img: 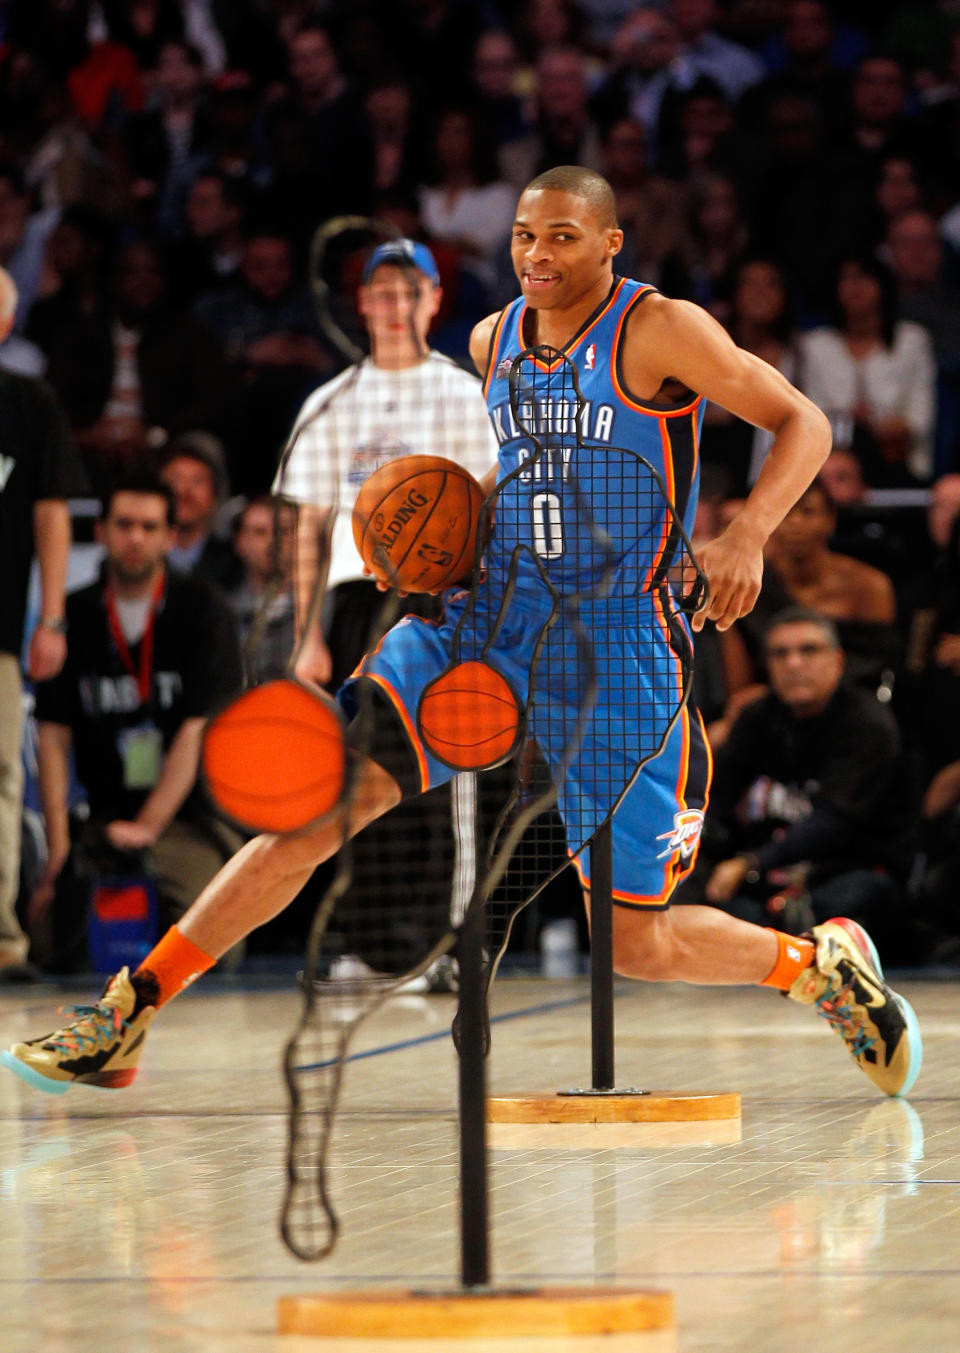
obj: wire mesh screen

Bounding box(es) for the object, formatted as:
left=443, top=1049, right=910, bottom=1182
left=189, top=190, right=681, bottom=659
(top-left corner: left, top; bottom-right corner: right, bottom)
left=271, top=324, right=704, bottom=1261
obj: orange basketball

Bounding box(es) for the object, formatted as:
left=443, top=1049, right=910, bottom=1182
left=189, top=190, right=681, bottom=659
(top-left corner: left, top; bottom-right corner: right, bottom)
left=202, top=679, right=346, bottom=834
left=352, top=455, right=486, bottom=593
left=418, top=661, right=522, bottom=770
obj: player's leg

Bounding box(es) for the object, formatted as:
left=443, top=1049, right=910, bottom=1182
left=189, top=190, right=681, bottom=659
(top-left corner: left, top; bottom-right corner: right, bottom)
left=0, top=755, right=401, bottom=1094
left=583, top=716, right=922, bottom=1096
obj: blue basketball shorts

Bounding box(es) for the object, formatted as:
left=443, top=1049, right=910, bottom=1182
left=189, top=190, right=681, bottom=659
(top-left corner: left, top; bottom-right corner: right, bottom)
left=338, top=587, right=713, bottom=909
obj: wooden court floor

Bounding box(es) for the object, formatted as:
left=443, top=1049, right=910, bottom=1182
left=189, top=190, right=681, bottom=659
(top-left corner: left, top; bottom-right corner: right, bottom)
left=1, top=972, right=958, bottom=1353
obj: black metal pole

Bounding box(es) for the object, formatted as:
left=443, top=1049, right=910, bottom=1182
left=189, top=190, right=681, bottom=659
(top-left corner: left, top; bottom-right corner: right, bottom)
left=590, top=817, right=615, bottom=1091
left=456, top=894, right=489, bottom=1287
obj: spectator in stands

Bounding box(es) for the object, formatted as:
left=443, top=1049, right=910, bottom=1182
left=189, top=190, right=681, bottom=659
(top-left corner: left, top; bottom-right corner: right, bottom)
left=470, top=30, right=531, bottom=152
left=657, top=77, right=737, bottom=181
left=799, top=254, right=936, bottom=485
left=122, top=40, right=212, bottom=238
left=29, top=471, right=243, bottom=966
left=599, top=117, right=684, bottom=287
left=262, top=19, right=375, bottom=231
left=37, top=238, right=227, bottom=494
left=160, top=431, right=240, bottom=590
left=417, top=107, right=516, bottom=298
left=661, top=172, right=749, bottom=321
left=166, top=170, right=245, bottom=306
left=196, top=224, right=334, bottom=493
left=591, top=6, right=684, bottom=157
left=0, top=267, right=87, bottom=976
left=103, top=0, right=186, bottom=68
left=686, top=607, right=914, bottom=954
left=500, top=46, right=604, bottom=189
left=365, top=75, right=428, bottom=202
left=667, top=0, right=764, bottom=105
left=739, top=0, right=850, bottom=142
left=0, top=160, right=60, bottom=332
left=886, top=209, right=960, bottom=382
left=701, top=257, right=800, bottom=492
left=873, top=155, right=926, bottom=244
left=226, top=495, right=296, bottom=685
left=766, top=478, right=897, bottom=693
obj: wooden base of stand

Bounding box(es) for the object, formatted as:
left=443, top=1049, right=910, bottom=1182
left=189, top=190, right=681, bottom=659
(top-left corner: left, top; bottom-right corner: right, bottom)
left=486, top=1092, right=741, bottom=1149
left=277, top=1286, right=674, bottom=1337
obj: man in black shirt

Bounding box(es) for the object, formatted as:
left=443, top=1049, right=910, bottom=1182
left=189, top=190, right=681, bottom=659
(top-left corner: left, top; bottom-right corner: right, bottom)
left=30, top=472, right=242, bottom=950
left=0, top=267, right=88, bottom=975
left=693, top=607, right=914, bottom=950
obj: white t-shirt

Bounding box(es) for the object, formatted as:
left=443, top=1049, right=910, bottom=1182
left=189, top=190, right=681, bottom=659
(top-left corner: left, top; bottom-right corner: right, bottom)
left=274, top=351, right=498, bottom=588
left=798, top=321, right=936, bottom=481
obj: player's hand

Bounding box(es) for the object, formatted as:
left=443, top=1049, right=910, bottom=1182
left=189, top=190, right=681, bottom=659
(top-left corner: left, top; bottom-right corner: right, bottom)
left=28, top=626, right=67, bottom=681
left=362, top=565, right=409, bottom=597
left=105, top=820, right=159, bottom=852
left=705, top=856, right=750, bottom=903
left=691, top=523, right=764, bottom=633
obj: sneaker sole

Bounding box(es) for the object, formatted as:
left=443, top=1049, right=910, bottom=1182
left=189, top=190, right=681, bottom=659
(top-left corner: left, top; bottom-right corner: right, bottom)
left=1, top=1050, right=71, bottom=1095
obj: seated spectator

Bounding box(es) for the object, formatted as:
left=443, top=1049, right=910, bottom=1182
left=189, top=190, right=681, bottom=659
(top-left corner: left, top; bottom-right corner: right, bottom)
left=657, top=77, right=737, bottom=182
left=872, top=155, right=926, bottom=245
left=29, top=472, right=242, bottom=968
left=0, top=159, right=60, bottom=332
left=35, top=238, right=228, bottom=495
left=738, top=0, right=851, bottom=142
left=500, top=46, right=604, bottom=189
left=599, top=117, right=685, bottom=289
left=766, top=478, right=897, bottom=693
left=818, top=447, right=922, bottom=585
left=681, top=607, right=915, bottom=958
left=365, top=75, right=429, bottom=201
left=701, top=256, right=800, bottom=492
left=195, top=224, right=335, bottom=493
left=417, top=106, right=516, bottom=298
left=160, top=432, right=241, bottom=590
left=799, top=254, right=936, bottom=486
left=226, top=495, right=296, bottom=685
left=166, top=170, right=246, bottom=306
left=667, top=0, right=765, bottom=106
left=469, top=30, right=531, bottom=152
left=914, top=756, right=960, bottom=962
left=591, top=6, right=685, bottom=157
left=660, top=172, right=749, bottom=321
left=121, top=40, right=212, bottom=238
left=885, top=209, right=960, bottom=475
left=261, top=18, right=375, bottom=233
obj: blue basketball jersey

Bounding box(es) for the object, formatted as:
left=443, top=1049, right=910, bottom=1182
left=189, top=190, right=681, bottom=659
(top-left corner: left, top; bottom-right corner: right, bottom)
left=482, top=277, right=705, bottom=602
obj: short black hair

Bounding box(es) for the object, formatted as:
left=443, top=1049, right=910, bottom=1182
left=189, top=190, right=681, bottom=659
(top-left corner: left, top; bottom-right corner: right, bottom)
left=765, top=606, right=841, bottom=650
left=523, top=166, right=618, bottom=228
left=102, top=470, right=176, bottom=526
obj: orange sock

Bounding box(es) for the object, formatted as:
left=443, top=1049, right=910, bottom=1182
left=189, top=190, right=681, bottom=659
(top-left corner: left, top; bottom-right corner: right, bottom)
left=760, top=929, right=815, bottom=990
left=131, top=926, right=216, bottom=1010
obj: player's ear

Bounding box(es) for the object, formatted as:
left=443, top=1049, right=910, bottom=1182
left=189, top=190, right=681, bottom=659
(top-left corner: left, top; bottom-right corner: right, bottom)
left=606, top=228, right=624, bottom=259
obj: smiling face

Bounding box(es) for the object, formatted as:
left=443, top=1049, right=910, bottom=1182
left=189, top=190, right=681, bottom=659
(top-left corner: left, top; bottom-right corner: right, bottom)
left=510, top=187, right=622, bottom=313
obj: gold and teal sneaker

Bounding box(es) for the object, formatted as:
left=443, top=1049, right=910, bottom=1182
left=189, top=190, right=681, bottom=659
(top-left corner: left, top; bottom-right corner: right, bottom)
left=788, top=917, right=922, bottom=1098
left=1, top=968, right=155, bottom=1095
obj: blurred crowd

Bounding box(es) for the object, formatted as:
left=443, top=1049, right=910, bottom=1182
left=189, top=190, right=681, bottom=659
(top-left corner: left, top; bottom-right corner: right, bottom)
left=3, top=0, right=960, bottom=973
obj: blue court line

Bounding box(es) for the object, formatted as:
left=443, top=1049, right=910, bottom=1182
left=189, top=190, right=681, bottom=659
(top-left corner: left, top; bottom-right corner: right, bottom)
left=294, top=991, right=592, bottom=1073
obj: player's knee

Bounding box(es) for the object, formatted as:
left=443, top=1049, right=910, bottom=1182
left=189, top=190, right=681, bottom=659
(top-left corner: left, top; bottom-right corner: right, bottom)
left=611, top=909, right=677, bottom=981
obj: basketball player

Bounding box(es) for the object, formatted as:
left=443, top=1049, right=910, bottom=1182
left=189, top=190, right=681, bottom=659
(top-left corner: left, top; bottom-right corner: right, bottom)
left=276, top=238, right=498, bottom=983
left=4, top=169, right=922, bottom=1099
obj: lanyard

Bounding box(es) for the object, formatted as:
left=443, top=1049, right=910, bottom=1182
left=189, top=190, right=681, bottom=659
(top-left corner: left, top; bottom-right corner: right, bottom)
left=104, top=570, right=165, bottom=707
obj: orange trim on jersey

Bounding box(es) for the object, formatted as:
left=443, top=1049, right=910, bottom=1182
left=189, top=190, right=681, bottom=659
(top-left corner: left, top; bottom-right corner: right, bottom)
left=526, top=278, right=633, bottom=372
left=482, top=307, right=512, bottom=398
left=610, top=294, right=703, bottom=417
left=364, top=672, right=429, bottom=792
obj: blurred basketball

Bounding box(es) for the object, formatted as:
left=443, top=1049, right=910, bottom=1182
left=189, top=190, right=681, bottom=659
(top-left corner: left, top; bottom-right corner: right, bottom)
left=352, top=454, right=486, bottom=593
left=418, top=661, right=521, bottom=770
left=202, top=679, right=346, bottom=834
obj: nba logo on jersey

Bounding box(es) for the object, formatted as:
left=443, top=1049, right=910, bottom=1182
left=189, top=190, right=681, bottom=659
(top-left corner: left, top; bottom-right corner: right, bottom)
left=496, top=353, right=514, bottom=379
left=656, top=809, right=704, bottom=860
left=584, top=343, right=597, bottom=371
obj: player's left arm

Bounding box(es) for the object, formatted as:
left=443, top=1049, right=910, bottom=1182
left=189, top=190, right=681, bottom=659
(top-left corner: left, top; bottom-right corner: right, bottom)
left=624, top=296, right=832, bottom=631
